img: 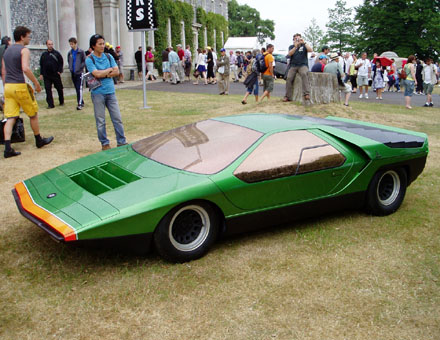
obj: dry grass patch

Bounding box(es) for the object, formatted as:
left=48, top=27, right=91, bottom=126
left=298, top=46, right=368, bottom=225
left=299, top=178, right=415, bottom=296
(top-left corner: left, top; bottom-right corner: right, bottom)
left=1, top=89, right=439, bottom=340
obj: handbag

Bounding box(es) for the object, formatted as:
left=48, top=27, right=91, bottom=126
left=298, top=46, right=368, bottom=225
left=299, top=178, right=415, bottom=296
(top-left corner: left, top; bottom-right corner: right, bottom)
left=82, top=72, right=102, bottom=91
left=0, top=117, right=25, bottom=144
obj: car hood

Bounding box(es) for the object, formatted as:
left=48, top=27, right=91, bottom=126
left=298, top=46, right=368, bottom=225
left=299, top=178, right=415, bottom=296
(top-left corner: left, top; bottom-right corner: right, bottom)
left=17, top=146, right=214, bottom=236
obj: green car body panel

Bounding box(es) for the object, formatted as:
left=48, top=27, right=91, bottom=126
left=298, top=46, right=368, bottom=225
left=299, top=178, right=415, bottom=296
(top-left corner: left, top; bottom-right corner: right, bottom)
left=13, top=113, right=428, bottom=249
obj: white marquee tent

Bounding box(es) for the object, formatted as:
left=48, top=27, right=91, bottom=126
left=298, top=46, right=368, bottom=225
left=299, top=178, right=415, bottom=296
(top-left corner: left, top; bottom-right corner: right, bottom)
left=223, top=37, right=262, bottom=53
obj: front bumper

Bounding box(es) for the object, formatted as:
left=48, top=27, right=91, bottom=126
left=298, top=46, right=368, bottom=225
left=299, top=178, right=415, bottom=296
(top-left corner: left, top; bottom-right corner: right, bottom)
left=12, top=182, right=77, bottom=242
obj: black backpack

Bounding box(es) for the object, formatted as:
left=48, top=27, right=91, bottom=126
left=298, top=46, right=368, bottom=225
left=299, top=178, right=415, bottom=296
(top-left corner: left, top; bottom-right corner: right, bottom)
left=255, top=53, right=267, bottom=73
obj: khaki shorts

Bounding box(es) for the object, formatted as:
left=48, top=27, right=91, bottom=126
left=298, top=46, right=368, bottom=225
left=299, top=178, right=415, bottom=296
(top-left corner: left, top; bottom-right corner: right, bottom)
left=262, top=74, right=274, bottom=93
left=423, top=83, right=434, bottom=95
left=4, top=83, right=38, bottom=118
left=357, top=75, right=369, bottom=87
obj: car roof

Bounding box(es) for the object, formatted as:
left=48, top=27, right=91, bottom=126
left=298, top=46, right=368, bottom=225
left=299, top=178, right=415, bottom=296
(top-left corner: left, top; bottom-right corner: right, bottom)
left=213, top=114, right=312, bottom=133
left=212, top=113, right=426, bottom=149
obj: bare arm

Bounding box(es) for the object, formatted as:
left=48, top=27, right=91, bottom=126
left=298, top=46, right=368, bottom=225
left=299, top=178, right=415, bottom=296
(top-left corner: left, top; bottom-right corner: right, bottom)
left=1, top=59, right=5, bottom=84
left=91, top=66, right=118, bottom=78
left=410, top=64, right=416, bottom=84
left=22, top=48, right=41, bottom=92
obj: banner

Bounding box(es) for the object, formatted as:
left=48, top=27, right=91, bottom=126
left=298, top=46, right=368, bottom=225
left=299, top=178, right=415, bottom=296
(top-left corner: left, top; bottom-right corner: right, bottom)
left=126, top=0, right=158, bottom=31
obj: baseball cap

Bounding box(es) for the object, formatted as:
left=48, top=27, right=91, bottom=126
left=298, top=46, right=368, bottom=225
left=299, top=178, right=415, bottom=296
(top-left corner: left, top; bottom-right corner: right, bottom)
left=330, top=52, right=339, bottom=60
left=220, top=48, right=225, bottom=52
left=319, top=55, right=327, bottom=60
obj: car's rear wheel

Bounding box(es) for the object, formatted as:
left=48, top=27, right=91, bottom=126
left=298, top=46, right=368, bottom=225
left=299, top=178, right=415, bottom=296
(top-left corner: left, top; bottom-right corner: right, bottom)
left=154, top=201, right=219, bottom=263
left=366, top=168, right=407, bottom=216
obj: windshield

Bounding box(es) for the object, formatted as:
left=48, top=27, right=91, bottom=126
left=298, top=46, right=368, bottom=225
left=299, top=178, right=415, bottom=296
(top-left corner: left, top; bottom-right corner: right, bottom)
left=132, top=120, right=263, bottom=174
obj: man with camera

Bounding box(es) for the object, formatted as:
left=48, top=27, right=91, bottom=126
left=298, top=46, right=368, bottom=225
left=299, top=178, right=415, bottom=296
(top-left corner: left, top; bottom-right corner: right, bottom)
left=283, top=33, right=313, bottom=103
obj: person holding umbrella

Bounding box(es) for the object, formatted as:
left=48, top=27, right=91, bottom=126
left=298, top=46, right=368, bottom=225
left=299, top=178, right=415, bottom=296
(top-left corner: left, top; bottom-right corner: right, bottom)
left=372, top=59, right=386, bottom=100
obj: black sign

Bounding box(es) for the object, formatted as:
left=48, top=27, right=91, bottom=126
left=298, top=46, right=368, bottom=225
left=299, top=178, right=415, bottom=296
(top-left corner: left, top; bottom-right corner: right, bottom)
left=126, top=0, right=158, bottom=31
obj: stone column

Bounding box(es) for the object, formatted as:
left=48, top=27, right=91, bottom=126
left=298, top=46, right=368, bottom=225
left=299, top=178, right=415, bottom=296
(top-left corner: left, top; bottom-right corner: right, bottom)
left=119, top=0, right=136, bottom=72
left=94, top=0, right=103, bottom=35
left=47, top=0, right=59, bottom=49
left=100, top=0, right=119, bottom=45
left=75, top=0, right=96, bottom=51
left=213, top=29, right=216, bottom=50
left=58, top=0, right=77, bottom=60
left=148, top=31, right=155, bottom=49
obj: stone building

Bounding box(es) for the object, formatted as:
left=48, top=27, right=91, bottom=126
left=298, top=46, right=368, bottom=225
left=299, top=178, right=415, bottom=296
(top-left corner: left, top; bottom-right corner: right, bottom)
left=0, top=0, right=228, bottom=76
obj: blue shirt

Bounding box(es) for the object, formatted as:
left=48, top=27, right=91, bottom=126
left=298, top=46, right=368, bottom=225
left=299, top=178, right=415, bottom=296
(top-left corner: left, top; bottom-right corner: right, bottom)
left=168, top=51, right=180, bottom=64
left=71, top=49, right=78, bottom=73
left=85, top=53, right=117, bottom=94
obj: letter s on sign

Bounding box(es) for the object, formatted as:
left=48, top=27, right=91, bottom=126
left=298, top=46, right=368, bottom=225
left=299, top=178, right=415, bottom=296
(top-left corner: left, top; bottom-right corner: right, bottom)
left=136, top=8, right=144, bottom=21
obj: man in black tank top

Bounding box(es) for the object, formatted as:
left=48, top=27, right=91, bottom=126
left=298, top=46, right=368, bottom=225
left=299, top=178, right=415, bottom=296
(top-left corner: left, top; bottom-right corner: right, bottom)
left=1, top=26, right=53, bottom=158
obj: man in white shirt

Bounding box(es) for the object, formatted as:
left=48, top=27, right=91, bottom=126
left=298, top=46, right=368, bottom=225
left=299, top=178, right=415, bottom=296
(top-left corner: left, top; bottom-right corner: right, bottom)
left=355, top=52, right=372, bottom=99
left=422, top=57, right=438, bottom=107
left=343, top=52, right=353, bottom=83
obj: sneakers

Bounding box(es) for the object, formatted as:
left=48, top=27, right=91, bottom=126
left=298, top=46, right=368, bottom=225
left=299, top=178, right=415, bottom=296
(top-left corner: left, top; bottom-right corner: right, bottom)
left=76, top=105, right=82, bottom=110
left=36, top=136, right=54, bottom=148
left=365, top=94, right=369, bottom=99
left=359, top=94, right=363, bottom=99
left=424, top=103, right=430, bottom=107
left=429, top=102, right=434, bottom=107
left=4, top=148, right=21, bottom=158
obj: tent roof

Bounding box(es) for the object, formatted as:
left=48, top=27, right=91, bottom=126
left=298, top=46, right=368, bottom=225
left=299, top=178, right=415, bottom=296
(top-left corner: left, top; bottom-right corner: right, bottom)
left=224, top=37, right=260, bottom=49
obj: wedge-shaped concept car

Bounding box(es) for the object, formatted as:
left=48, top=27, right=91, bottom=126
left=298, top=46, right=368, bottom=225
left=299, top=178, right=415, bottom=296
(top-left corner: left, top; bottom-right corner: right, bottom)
left=13, top=114, right=428, bottom=262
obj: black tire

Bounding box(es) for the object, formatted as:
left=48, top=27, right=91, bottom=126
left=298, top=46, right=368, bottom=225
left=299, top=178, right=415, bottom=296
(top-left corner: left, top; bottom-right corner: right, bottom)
left=366, top=168, right=407, bottom=216
left=154, top=201, right=219, bottom=263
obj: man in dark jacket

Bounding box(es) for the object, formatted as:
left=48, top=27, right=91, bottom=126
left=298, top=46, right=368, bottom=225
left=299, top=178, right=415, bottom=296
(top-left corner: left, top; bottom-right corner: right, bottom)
left=67, top=37, right=85, bottom=110
left=39, top=40, right=64, bottom=108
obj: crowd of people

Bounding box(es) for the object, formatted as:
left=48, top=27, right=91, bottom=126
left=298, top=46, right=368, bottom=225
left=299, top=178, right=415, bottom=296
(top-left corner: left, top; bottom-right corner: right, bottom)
left=135, top=34, right=439, bottom=109
left=1, top=26, right=126, bottom=158
left=1, top=25, right=439, bottom=159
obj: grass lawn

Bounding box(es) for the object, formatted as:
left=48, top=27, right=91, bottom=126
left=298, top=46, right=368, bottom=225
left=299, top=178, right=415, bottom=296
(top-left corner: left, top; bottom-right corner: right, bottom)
left=1, top=88, right=439, bottom=340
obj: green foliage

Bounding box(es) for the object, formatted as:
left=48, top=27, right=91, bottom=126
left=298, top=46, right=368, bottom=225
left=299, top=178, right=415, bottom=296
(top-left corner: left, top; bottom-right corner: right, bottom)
left=151, top=0, right=228, bottom=73
left=228, top=0, right=275, bottom=45
left=354, top=0, right=440, bottom=60
left=303, top=18, right=325, bottom=52
left=324, top=0, right=355, bottom=54
left=197, top=8, right=228, bottom=51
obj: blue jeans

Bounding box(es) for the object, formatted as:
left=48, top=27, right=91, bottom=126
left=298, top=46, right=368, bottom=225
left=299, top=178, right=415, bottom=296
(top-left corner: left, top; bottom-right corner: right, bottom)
left=91, top=92, right=126, bottom=146
left=71, top=73, right=83, bottom=106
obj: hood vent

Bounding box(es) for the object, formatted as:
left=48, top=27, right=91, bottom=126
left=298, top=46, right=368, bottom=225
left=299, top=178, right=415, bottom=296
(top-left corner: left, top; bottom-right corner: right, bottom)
left=70, top=162, right=141, bottom=195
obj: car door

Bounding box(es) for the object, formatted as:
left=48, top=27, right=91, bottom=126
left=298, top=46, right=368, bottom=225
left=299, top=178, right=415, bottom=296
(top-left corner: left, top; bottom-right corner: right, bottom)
left=213, top=130, right=353, bottom=210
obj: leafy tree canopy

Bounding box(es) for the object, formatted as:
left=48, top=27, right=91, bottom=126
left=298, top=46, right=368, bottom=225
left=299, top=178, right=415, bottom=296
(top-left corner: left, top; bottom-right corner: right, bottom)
left=303, top=18, right=325, bottom=52
left=228, top=0, right=275, bottom=44
left=355, top=0, right=440, bottom=60
left=324, top=0, right=355, bottom=54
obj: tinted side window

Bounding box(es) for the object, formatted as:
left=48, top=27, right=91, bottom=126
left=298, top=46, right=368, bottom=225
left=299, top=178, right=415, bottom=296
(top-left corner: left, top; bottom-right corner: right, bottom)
left=274, top=54, right=287, bottom=63
left=234, top=131, right=345, bottom=183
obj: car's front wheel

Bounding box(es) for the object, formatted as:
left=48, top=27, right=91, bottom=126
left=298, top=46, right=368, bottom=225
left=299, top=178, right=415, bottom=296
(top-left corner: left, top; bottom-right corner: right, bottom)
left=366, top=168, right=407, bottom=216
left=154, top=201, right=219, bottom=263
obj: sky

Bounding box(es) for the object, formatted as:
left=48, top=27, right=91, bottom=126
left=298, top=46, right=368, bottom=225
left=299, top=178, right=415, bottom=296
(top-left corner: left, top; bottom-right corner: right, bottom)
left=237, top=0, right=364, bottom=51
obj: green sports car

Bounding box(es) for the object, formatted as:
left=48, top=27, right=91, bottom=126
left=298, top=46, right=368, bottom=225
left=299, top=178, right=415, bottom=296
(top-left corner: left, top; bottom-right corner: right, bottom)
left=13, top=114, right=428, bottom=262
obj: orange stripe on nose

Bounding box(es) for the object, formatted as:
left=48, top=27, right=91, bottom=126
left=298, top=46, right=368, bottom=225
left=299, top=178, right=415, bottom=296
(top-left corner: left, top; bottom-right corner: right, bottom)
left=15, top=182, right=77, bottom=241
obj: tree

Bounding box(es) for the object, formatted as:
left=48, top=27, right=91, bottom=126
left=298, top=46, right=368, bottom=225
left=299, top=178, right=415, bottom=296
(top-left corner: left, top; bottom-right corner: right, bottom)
left=303, top=18, right=324, bottom=52
left=228, top=0, right=275, bottom=45
left=354, top=0, right=440, bottom=60
left=325, top=0, right=355, bottom=53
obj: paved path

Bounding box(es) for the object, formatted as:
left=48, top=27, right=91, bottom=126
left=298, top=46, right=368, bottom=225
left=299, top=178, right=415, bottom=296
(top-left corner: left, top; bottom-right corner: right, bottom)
left=125, top=79, right=440, bottom=107
left=36, top=79, right=439, bottom=108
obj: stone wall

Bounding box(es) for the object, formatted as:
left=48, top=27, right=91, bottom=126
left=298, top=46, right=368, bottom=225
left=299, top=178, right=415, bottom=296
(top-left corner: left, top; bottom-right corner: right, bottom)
left=10, top=0, right=49, bottom=70
left=291, top=72, right=341, bottom=105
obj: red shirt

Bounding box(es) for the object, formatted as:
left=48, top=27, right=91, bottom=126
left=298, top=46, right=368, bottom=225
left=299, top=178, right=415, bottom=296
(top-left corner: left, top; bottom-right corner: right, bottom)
left=177, top=49, right=184, bottom=60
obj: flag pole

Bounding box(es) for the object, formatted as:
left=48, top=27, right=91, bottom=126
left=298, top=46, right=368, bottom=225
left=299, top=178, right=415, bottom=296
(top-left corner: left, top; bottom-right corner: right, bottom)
left=141, top=30, right=151, bottom=109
